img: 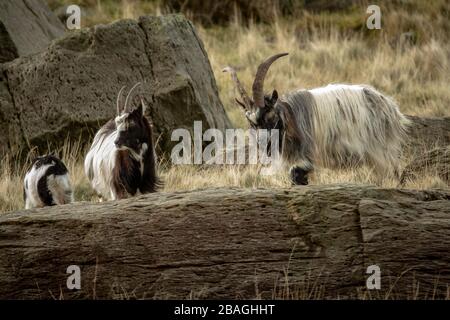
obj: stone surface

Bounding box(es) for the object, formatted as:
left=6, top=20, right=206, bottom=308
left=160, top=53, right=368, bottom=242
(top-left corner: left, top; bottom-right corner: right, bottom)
left=0, top=185, right=448, bottom=299
left=0, top=14, right=231, bottom=157
left=0, top=0, right=65, bottom=63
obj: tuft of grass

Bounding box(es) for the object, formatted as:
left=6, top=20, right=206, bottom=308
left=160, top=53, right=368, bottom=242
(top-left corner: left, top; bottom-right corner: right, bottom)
left=203, top=23, right=450, bottom=122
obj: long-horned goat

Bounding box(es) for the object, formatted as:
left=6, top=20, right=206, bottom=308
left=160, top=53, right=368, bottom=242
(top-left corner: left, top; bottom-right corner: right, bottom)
left=223, top=53, right=410, bottom=185
left=84, top=83, right=159, bottom=200
left=24, top=155, right=73, bottom=209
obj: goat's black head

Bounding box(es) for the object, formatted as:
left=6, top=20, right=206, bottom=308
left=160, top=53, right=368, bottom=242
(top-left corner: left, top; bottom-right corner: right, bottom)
left=223, top=53, right=288, bottom=130
left=250, top=90, right=282, bottom=130
left=114, top=83, right=152, bottom=154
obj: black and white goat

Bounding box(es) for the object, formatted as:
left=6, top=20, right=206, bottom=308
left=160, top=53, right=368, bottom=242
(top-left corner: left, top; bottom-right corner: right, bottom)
left=23, top=155, right=73, bottom=209
left=84, top=84, right=159, bottom=200
left=223, top=53, right=410, bottom=185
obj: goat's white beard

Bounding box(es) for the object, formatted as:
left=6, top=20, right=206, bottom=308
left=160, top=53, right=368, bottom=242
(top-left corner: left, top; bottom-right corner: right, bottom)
left=117, top=143, right=148, bottom=176
left=116, top=143, right=147, bottom=161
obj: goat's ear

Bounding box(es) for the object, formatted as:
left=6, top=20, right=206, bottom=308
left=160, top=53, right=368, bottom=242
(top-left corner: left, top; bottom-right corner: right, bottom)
left=270, top=90, right=278, bottom=104
left=134, top=104, right=143, bottom=116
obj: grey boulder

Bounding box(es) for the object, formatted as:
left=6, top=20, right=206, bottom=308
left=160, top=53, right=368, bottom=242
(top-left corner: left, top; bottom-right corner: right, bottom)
left=0, top=0, right=65, bottom=63
left=0, top=14, right=231, bottom=157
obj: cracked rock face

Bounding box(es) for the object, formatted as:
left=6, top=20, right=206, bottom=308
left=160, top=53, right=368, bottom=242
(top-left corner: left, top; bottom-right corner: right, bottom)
left=0, top=14, right=231, bottom=157
left=0, top=0, right=65, bottom=63
left=0, top=185, right=449, bottom=299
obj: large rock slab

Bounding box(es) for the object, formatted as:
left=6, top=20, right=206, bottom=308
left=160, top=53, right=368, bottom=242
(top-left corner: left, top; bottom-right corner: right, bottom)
left=0, top=185, right=448, bottom=299
left=0, top=14, right=231, bottom=156
left=0, top=0, right=65, bottom=63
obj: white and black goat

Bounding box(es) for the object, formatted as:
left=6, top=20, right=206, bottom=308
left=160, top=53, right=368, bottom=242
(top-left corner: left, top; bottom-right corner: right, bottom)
left=223, top=53, right=410, bottom=185
left=84, top=84, right=159, bottom=200
left=24, top=155, right=73, bottom=209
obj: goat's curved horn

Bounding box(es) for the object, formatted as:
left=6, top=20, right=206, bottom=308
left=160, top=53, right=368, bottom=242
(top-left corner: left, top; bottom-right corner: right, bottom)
left=252, top=53, right=288, bottom=108
left=222, top=66, right=253, bottom=110
left=124, top=82, right=142, bottom=113
left=116, top=85, right=127, bottom=115
left=140, top=97, right=147, bottom=114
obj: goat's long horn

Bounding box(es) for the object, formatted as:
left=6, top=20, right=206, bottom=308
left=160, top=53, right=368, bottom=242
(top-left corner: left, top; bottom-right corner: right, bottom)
left=124, top=82, right=142, bottom=113
left=116, top=85, right=126, bottom=115
left=222, top=66, right=253, bottom=110
left=252, top=53, right=288, bottom=108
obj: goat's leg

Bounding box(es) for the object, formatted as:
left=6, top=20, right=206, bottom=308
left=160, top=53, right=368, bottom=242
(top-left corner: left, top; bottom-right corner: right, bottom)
left=289, top=165, right=310, bottom=185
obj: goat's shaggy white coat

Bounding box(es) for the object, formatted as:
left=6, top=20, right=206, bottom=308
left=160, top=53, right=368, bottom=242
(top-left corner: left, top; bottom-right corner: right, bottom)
left=84, top=128, right=119, bottom=200
left=280, top=84, right=410, bottom=176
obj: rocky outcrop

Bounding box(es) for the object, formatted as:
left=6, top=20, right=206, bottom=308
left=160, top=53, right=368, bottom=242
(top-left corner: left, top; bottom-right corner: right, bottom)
left=0, top=185, right=448, bottom=299
left=0, top=0, right=65, bottom=63
left=0, top=14, right=231, bottom=157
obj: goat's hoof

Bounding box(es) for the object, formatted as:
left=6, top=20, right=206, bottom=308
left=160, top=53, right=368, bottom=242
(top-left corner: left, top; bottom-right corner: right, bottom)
left=289, top=166, right=309, bottom=186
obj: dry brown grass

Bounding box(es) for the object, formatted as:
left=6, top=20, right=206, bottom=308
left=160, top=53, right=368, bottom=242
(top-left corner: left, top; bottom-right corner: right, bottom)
left=1, top=1, right=449, bottom=213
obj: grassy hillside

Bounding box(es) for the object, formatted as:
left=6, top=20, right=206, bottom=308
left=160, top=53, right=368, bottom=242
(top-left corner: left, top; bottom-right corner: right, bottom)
left=1, top=0, right=448, bottom=212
